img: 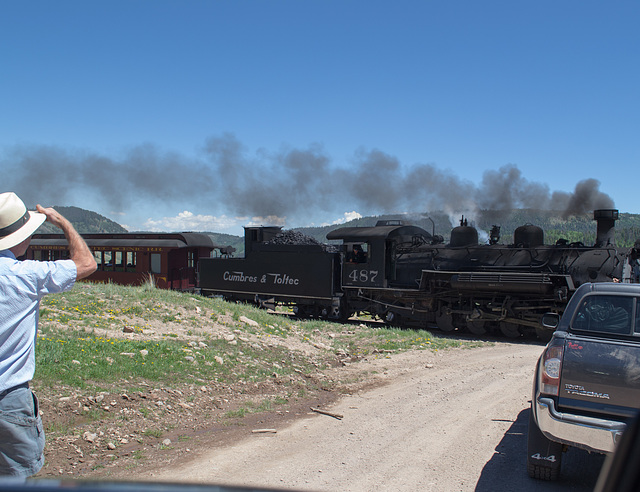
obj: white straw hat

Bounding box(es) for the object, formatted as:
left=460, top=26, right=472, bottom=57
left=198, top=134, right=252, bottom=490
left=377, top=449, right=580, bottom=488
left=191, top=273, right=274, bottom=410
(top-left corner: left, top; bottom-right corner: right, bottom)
left=0, top=192, right=47, bottom=250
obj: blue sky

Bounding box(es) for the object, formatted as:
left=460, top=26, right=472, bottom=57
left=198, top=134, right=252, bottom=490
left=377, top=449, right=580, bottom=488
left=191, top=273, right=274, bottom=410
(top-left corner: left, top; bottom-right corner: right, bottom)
left=2, top=1, right=638, bottom=235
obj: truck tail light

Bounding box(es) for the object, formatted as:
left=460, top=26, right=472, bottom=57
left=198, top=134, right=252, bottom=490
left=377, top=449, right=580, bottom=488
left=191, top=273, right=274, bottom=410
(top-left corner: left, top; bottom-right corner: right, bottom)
left=540, top=338, right=564, bottom=396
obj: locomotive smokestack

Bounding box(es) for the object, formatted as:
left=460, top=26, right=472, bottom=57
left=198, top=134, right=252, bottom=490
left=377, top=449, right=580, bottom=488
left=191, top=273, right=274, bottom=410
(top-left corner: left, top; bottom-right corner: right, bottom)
left=594, top=209, right=619, bottom=247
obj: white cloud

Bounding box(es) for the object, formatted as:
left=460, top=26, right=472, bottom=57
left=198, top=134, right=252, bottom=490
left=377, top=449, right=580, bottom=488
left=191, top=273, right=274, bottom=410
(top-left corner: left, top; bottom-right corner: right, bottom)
left=246, top=215, right=287, bottom=227
left=338, top=211, right=362, bottom=223
left=319, top=211, right=362, bottom=226
left=142, top=211, right=240, bottom=232
left=138, top=210, right=358, bottom=234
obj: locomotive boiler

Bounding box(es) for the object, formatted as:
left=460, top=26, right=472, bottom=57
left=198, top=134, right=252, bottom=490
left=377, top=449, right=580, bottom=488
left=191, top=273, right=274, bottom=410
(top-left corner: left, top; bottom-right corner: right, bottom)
left=198, top=209, right=638, bottom=341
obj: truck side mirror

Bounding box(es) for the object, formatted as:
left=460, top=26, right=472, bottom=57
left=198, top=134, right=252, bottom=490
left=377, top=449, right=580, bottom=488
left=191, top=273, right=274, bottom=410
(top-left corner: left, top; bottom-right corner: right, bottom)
left=541, top=312, right=560, bottom=330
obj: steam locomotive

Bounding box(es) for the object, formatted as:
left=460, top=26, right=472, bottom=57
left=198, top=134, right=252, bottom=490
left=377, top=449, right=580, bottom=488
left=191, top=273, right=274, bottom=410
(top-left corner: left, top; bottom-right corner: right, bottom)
left=198, top=209, right=639, bottom=340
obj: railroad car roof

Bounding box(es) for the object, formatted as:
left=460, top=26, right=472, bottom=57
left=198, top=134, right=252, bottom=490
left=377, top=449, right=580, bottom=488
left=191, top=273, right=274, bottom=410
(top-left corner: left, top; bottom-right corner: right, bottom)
left=30, top=232, right=216, bottom=249
left=326, top=224, right=431, bottom=242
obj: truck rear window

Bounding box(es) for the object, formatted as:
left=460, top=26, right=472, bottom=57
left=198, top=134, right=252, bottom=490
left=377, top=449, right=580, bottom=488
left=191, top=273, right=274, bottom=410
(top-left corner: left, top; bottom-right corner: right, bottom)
left=571, top=295, right=637, bottom=335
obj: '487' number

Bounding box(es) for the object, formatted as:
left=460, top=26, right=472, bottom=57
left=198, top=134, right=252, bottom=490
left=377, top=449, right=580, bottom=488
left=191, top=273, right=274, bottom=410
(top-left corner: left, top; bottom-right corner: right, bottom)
left=348, top=269, right=379, bottom=284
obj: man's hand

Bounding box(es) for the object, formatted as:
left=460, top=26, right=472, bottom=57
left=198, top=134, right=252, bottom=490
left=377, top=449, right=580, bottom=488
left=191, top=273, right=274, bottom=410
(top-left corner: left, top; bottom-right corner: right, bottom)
left=35, top=204, right=97, bottom=280
left=36, top=204, right=67, bottom=229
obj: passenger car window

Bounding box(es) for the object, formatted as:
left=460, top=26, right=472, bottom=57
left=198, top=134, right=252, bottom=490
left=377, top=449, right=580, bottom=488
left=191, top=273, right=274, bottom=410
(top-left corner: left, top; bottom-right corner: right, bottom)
left=635, top=297, right=640, bottom=334
left=571, top=295, right=633, bottom=335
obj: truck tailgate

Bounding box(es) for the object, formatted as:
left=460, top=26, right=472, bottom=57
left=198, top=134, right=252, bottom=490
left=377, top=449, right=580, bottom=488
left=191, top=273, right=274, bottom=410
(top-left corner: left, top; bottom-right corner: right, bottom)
left=559, top=334, right=640, bottom=420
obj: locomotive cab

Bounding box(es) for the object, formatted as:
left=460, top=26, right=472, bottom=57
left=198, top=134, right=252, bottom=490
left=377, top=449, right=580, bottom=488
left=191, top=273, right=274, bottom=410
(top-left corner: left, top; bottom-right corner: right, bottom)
left=327, top=222, right=432, bottom=289
left=340, top=238, right=385, bottom=288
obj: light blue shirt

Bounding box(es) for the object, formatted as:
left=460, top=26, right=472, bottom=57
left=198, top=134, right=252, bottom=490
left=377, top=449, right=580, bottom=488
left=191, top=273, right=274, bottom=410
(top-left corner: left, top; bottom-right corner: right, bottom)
left=0, top=250, right=77, bottom=392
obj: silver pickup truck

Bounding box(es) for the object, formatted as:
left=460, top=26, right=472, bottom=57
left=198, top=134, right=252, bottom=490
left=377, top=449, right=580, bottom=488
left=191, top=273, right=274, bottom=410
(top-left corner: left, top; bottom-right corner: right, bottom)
left=528, top=282, right=640, bottom=480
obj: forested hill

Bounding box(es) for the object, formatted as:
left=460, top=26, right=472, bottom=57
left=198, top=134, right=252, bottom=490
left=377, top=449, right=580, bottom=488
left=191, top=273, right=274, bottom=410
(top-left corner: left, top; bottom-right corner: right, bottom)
left=206, top=232, right=244, bottom=253
left=474, top=209, right=640, bottom=248
left=298, top=209, right=640, bottom=248
left=36, top=206, right=128, bottom=234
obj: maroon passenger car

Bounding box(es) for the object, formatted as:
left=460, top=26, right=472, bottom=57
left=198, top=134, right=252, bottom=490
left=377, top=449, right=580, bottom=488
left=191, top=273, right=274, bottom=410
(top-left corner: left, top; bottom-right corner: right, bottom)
left=26, top=232, right=217, bottom=290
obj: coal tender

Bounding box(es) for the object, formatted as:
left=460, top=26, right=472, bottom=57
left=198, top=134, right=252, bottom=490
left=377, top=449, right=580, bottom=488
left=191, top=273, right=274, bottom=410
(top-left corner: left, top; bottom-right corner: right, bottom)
left=198, top=227, right=344, bottom=319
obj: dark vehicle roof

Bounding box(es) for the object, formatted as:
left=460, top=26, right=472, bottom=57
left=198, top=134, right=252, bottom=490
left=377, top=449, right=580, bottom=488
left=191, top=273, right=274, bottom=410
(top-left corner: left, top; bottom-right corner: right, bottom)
left=577, top=282, right=640, bottom=295
left=326, top=224, right=431, bottom=242
left=30, top=232, right=215, bottom=249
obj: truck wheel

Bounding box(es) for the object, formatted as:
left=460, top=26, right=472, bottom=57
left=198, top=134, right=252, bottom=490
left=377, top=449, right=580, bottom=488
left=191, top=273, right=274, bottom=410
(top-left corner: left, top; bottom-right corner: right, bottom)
left=527, top=409, right=563, bottom=480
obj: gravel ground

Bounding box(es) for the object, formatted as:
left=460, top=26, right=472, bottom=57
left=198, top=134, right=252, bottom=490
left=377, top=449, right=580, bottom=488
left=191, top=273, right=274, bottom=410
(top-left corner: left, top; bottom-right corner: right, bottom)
left=125, top=341, right=606, bottom=492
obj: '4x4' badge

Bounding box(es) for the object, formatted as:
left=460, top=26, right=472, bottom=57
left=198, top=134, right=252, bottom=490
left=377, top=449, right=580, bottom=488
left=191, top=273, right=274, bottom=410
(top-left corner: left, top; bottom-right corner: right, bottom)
left=530, top=453, right=557, bottom=463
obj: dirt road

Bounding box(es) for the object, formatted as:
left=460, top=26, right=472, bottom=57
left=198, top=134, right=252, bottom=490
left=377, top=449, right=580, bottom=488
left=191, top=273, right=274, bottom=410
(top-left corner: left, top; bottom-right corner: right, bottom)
left=136, top=341, right=606, bottom=491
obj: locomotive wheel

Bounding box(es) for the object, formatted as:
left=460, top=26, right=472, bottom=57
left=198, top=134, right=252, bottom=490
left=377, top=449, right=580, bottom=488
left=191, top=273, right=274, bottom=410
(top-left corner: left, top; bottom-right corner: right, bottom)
left=294, top=305, right=311, bottom=318
left=466, top=319, right=487, bottom=335
left=385, top=311, right=402, bottom=327
left=436, top=311, right=456, bottom=332
left=499, top=321, right=521, bottom=338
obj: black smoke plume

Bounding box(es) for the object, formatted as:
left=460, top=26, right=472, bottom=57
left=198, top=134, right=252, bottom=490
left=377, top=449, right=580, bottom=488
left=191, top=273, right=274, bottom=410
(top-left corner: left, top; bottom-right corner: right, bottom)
left=1, top=134, right=614, bottom=225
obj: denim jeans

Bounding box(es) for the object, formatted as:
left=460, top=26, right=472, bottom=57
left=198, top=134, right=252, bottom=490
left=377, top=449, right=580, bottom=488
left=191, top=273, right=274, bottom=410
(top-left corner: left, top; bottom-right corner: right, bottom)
left=0, top=385, right=44, bottom=477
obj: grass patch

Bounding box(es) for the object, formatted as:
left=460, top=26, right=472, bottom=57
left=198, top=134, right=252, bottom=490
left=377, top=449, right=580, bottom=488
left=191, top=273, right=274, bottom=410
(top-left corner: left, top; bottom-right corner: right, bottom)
left=36, top=282, right=486, bottom=397
left=143, top=429, right=163, bottom=438
left=224, top=407, right=249, bottom=419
